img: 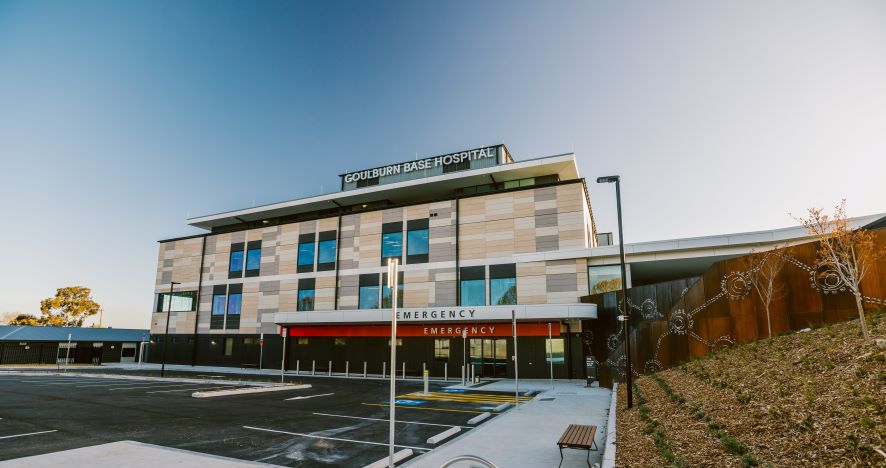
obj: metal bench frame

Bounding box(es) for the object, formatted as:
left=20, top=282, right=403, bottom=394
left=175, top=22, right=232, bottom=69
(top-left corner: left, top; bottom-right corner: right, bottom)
left=557, top=424, right=598, bottom=468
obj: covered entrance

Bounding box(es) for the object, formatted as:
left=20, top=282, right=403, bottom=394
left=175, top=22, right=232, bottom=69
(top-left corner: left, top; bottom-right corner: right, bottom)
left=469, top=338, right=508, bottom=378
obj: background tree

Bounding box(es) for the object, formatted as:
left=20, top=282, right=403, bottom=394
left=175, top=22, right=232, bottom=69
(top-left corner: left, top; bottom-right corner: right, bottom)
left=7, top=313, right=41, bottom=326
left=744, top=246, right=787, bottom=338
left=797, top=200, right=886, bottom=340
left=38, top=287, right=102, bottom=327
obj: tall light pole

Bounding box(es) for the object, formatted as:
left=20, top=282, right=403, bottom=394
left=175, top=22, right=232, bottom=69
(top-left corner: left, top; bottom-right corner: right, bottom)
left=160, top=281, right=180, bottom=378
left=597, top=175, right=633, bottom=409
left=387, top=258, right=399, bottom=467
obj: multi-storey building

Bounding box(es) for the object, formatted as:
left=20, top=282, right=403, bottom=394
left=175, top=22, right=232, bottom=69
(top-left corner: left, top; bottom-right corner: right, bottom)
left=151, top=145, right=600, bottom=379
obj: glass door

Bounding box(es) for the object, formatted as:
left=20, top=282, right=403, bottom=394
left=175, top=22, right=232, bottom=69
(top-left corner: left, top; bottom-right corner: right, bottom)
left=470, top=338, right=509, bottom=378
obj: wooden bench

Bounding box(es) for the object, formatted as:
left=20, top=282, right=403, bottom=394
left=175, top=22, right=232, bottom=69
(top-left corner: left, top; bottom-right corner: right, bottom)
left=557, top=424, right=598, bottom=467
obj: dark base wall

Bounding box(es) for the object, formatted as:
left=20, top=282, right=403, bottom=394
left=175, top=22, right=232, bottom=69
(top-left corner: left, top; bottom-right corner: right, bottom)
left=0, top=341, right=137, bottom=365
left=148, top=333, right=589, bottom=380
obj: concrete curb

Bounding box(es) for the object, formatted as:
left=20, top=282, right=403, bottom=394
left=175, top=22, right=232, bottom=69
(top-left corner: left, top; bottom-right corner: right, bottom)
left=466, top=412, right=491, bottom=424
left=601, top=383, right=618, bottom=468
left=192, top=383, right=311, bottom=398
left=363, top=448, right=413, bottom=468
left=427, top=426, right=461, bottom=444
left=3, top=371, right=275, bottom=388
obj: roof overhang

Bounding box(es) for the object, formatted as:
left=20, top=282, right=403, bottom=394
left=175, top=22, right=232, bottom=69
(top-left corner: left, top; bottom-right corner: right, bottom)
left=187, top=153, right=579, bottom=230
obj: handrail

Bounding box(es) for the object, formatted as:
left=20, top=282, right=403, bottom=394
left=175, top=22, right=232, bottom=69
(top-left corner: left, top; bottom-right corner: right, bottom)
left=440, top=454, right=499, bottom=468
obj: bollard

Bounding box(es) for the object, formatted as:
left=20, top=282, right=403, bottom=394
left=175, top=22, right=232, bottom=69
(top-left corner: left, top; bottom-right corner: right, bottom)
left=363, top=361, right=367, bottom=379
left=461, top=365, right=465, bottom=385
left=382, top=361, right=386, bottom=379
left=444, top=365, right=448, bottom=382
left=422, top=362, right=426, bottom=375
left=402, top=362, right=406, bottom=380
left=296, top=360, right=300, bottom=375
left=328, top=360, right=332, bottom=377
left=423, top=369, right=429, bottom=395
left=346, top=361, right=350, bottom=378
left=471, top=364, right=475, bottom=383
left=312, top=360, right=316, bottom=375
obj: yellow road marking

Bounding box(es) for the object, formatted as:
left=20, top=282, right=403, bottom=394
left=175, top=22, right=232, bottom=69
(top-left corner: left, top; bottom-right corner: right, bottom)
left=396, top=392, right=532, bottom=403
left=361, top=403, right=485, bottom=414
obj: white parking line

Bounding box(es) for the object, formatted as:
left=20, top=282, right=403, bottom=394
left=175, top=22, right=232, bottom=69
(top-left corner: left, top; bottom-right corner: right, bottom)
left=242, top=426, right=428, bottom=451
left=108, top=383, right=199, bottom=391
left=0, top=430, right=58, bottom=440
left=312, top=412, right=471, bottom=429
left=75, top=382, right=171, bottom=388
left=286, top=393, right=334, bottom=400
left=145, top=386, right=239, bottom=394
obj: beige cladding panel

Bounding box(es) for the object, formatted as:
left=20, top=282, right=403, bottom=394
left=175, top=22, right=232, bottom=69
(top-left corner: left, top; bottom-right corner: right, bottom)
left=318, top=216, right=337, bottom=232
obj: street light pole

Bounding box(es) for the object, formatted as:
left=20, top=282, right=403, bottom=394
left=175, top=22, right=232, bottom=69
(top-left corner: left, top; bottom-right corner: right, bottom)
left=160, top=281, right=180, bottom=378
left=387, top=258, right=399, bottom=468
left=597, top=175, right=633, bottom=409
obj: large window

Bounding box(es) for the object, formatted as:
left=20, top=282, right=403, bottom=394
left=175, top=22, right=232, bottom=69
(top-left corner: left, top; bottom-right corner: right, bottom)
left=359, top=273, right=380, bottom=309
left=245, top=241, right=261, bottom=277
left=317, top=231, right=336, bottom=271
left=381, top=222, right=403, bottom=262
left=156, top=291, right=198, bottom=312
left=297, top=233, right=315, bottom=273
left=211, top=291, right=226, bottom=316
left=434, top=338, right=450, bottom=361
left=545, top=337, right=565, bottom=364
left=226, top=289, right=242, bottom=316
left=460, top=266, right=486, bottom=306
left=406, top=219, right=429, bottom=264
left=229, top=242, right=244, bottom=278
left=489, top=264, right=517, bottom=305
left=382, top=271, right=404, bottom=308
left=297, top=278, right=315, bottom=312
left=588, top=265, right=624, bottom=295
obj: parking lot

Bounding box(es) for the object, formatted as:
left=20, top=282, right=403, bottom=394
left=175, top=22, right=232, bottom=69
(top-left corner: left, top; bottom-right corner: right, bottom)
left=0, top=372, right=525, bottom=466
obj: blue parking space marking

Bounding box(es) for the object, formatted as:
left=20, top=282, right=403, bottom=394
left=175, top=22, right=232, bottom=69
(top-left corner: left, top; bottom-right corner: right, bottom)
left=394, top=399, right=425, bottom=406
left=439, top=389, right=466, bottom=393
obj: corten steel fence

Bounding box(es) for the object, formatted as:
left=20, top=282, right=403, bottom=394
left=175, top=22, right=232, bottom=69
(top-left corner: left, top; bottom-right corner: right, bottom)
left=585, top=228, right=886, bottom=388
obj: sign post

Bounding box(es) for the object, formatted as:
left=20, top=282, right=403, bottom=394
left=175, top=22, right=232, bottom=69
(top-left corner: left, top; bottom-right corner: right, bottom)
left=281, top=327, right=287, bottom=384
left=461, top=328, right=468, bottom=386
left=548, top=322, right=554, bottom=390
left=259, top=332, right=264, bottom=371
left=512, top=310, right=519, bottom=409
left=387, top=258, right=399, bottom=468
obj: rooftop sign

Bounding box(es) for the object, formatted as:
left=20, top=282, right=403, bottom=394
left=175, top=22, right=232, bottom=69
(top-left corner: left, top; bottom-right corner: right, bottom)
left=341, top=145, right=499, bottom=184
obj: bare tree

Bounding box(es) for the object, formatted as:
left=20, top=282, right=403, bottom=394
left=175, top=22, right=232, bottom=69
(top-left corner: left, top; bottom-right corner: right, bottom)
left=796, top=200, right=886, bottom=340
left=744, top=246, right=787, bottom=338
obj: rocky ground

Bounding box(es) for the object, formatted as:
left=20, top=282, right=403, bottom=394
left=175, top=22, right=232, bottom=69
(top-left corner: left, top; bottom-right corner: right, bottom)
left=617, top=309, right=885, bottom=467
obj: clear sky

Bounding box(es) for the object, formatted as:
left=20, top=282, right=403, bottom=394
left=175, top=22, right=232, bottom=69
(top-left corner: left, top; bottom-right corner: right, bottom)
left=1, top=1, right=884, bottom=329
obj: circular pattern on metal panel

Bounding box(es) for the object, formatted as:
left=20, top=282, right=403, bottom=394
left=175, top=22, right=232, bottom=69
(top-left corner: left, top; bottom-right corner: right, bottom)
left=607, top=333, right=620, bottom=351
left=810, top=266, right=846, bottom=294
left=668, top=309, right=693, bottom=335
left=721, top=271, right=752, bottom=300
left=639, top=298, right=661, bottom=320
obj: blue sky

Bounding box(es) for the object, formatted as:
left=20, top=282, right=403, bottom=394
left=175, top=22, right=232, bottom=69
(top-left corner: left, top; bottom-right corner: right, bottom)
left=1, top=1, right=884, bottom=328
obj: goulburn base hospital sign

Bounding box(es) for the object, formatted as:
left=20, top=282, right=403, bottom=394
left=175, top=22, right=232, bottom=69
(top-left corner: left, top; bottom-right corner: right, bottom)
left=341, top=146, right=498, bottom=183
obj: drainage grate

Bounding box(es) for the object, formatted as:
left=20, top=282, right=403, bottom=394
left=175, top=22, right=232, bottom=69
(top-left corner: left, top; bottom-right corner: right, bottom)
left=539, top=397, right=555, bottom=401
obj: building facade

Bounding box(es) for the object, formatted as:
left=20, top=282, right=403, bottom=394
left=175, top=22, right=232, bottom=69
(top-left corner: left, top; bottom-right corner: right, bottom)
left=150, top=145, right=600, bottom=379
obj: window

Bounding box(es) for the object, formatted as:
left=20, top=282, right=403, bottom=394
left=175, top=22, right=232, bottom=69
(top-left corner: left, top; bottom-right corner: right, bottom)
left=406, top=219, right=429, bottom=264
left=443, top=159, right=471, bottom=173
left=359, top=273, right=380, bottom=309
left=156, top=291, right=198, bottom=312
left=297, top=338, right=309, bottom=345
left=503, top=177, right=536, bottom=189
left=460, top=266, right=486, bottom=306
left=588, top=265, right=623, bottom=295
left=297, top=278, right=315, bottom=312
left=229, top=242, right=244, bottom=278
left=224, top=337, right=234, bottom=356
left=356, top=177, right=379, bottom=188
left=225, top=284, right=242, bottom=330
left=334, top=338, right=347, bottom=346
left=317, top=231, right=336, bottom=271
left=243, top=337, right=255, bottom=345
left=545, top=337, right=565, bottom=364
left=489, top=264, right=517, bottom=305
left=297, top=233, right=315, bottom=273
left=434, top=339, right=450, bottom=361
left=382, top=271, right=404, bottom=308
left=381, top=222, right=403, bottom=261
left=210, top=285, right=227, bottom=329
left=388, top=338, right=403, bottom=346
left=245, top=241, right=261, bottom=277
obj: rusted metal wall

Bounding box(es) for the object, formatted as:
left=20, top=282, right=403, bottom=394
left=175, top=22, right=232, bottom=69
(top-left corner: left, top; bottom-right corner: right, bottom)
left=586, top=228, right=886, bottom=388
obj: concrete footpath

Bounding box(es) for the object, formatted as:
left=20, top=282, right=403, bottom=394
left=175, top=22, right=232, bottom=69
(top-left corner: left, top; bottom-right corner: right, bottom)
left=405, top=379, right=611, bottom=468
left=1, top=441, right=272, bottom=467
